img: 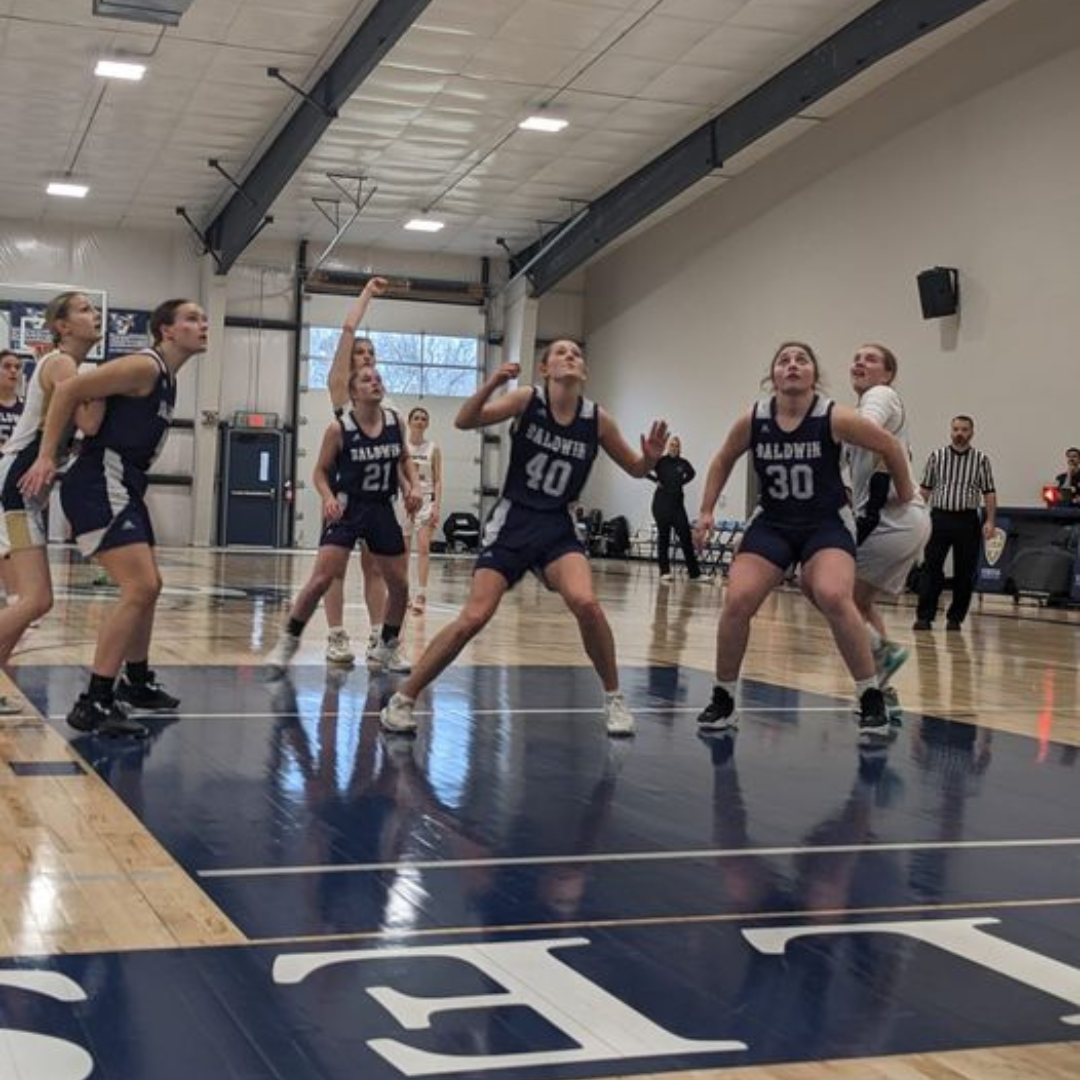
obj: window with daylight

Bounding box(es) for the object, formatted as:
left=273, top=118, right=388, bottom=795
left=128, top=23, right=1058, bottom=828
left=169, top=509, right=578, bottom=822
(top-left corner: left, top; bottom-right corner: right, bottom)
left=306, top=328, right=481, bottom=397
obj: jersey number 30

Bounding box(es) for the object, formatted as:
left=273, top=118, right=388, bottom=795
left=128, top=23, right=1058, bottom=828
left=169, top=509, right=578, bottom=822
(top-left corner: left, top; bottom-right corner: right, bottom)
left=765, top=463, right=814, bottom=500
left=525, top=452, right=572, bottom=499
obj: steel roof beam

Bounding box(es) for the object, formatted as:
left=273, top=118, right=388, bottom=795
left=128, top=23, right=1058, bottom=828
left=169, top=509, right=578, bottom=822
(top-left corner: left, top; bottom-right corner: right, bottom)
left=206, top=0, right=434, bottom=273
left=519, top=0, right=997, bottom=296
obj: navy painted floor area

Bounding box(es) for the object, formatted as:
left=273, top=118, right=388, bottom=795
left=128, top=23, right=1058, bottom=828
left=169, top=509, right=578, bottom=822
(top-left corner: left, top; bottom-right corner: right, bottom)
left=7, top=662, right=1080, bottom=1079
left=2, top=907, right=1079, bottom=1080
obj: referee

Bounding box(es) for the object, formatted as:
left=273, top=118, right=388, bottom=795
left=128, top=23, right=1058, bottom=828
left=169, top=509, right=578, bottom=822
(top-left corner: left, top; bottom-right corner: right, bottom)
left=914, top=415, right=996, bottom=631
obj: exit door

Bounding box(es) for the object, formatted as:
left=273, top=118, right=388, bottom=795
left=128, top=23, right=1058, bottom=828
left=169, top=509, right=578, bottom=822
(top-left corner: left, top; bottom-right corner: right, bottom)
left=219, top=427, right=288, bottom=546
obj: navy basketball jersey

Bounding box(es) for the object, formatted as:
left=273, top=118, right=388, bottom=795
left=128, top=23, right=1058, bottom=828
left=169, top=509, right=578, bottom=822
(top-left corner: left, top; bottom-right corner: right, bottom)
left=0, top=398, right=23, bottom=448
left=336, top=407, right=403, bottom=503
left=502, top=386, right=599, bottom=511
left=750, top=395, right=847, bottom=524
left=82, top=349, right=175, bottom=472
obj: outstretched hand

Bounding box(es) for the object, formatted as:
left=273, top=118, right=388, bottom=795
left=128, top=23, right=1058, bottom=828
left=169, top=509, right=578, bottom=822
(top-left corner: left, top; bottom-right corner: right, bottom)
left=365, top=276, right=389, bottom=296
left=17, top=457, right=56, bottom=502
left=640, top=419, right=669, bottom=464
left=692, top=512, right=714, bottom=553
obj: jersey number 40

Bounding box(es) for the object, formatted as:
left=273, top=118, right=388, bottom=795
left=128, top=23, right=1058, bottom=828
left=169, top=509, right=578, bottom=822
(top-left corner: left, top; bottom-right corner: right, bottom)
left=525, top=451, right=573, bottom=499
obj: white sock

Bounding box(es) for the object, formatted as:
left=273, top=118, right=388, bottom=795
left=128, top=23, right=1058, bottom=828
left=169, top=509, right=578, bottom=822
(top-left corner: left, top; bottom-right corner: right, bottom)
left=328, top=625, right=345, bottom=635
left=604, top=689, right=623, bottom=702
left=393, top=690, right=415, bottom=706
left=854, top=676, right=878, bottom=697
left=715, top=679, right=738, bottom=699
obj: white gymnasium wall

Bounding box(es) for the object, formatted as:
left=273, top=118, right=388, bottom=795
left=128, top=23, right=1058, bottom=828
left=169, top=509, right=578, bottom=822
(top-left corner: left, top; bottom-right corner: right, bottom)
left=580, top=0, right=1080, bottom=533
left=222, top=252, right=297, bottom=420
left=536, top=270, right=586, bottom=345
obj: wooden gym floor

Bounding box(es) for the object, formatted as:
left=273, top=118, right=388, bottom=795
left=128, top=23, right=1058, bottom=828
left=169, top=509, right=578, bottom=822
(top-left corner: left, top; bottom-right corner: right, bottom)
left=1, top=547, right=1077, bottom=1079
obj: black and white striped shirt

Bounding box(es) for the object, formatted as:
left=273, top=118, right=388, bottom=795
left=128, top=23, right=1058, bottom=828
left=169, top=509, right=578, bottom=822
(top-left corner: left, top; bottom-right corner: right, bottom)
left=920, top=445, right=995, bottom=511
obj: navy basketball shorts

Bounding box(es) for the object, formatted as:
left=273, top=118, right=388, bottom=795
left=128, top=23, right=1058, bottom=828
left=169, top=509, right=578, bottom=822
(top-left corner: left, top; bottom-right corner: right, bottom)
left=475, top=499, right=586, bottom=587
left=739, top=508, right=856, bottom=571
left=61, top=450, right=156, bottom=557
left=320, top=498, right=405, bottom=556
left=0, top=446, right=48, bottom=552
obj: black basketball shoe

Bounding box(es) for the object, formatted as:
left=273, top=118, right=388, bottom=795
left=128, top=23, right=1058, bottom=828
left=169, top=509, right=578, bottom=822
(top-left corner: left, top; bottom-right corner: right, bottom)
left=857, top=686, right=891, bottom=744
left=697, top=685, right=739, bottom=732
left=116, top=672, right=181, bottom=712
left=67, top=695, right=149, bottom=738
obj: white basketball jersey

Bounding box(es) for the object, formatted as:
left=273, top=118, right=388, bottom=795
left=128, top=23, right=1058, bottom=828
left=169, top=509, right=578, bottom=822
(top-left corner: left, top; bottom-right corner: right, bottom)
left=847, top=384, right=923, bottom=515
left=409, top=438, right=437, bottom=497
left=1, top=350, right=61, bottom=458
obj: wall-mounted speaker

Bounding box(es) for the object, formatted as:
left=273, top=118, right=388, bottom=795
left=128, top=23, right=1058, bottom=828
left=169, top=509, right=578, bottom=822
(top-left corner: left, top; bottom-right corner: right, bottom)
left=916, top=267, right=959, bottom=319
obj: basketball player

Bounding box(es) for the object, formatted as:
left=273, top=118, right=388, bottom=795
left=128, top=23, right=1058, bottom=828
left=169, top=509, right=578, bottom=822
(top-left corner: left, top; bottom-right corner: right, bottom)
left=321, top=276, right=389, bottom=666
left=265, top=364, right=420, bottom=674
left=381, top=342, right=668, bottom=738
left=402, top=406, right=442, bottom=613
left=20, top=299, right=208, bottom=737
left=847, top=344, right=930, bottom=719
left=0, top=350, right=26, bottom=615
left=692, top=342, right=916, bottom=744
left=0, top=351, right=22, bottom=444
left=0, top=299, right=102, bottom=716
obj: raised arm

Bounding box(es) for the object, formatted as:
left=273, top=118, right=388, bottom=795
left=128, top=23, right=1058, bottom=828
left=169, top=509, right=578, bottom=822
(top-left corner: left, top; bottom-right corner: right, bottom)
left=455, top=362, right=532, bottom=430
left=327, top=276, right=387, bottom=410
left=19, top=353, right=160, bottom=498
left=693, top=411, right=753, bottom=549
left=831, top=405, right=915, bottom=504
left=597, top=409, right=668, bottom=478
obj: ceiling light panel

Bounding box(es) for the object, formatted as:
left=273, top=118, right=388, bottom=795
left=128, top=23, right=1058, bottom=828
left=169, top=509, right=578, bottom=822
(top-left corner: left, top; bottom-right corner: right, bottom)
left=518, top=116, right=568, bottom=132
left=92, top=0, right=195, bottom=27
left=47, top=181, right=90, bottom=198
left=95, top=59, right=147, bottom=80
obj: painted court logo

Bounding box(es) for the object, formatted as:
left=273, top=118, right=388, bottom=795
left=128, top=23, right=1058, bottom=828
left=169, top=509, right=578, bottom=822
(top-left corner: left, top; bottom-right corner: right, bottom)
left=3, top=917, right=1080, bottom=1079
